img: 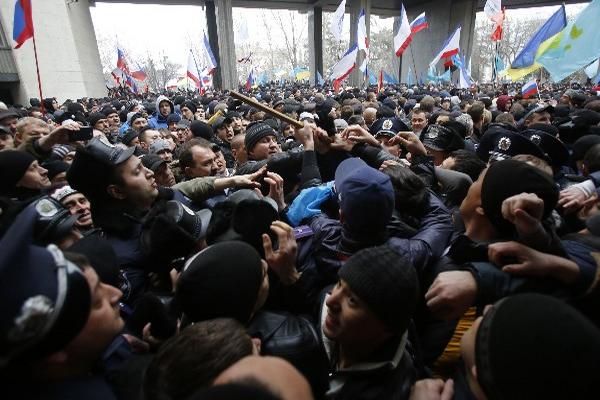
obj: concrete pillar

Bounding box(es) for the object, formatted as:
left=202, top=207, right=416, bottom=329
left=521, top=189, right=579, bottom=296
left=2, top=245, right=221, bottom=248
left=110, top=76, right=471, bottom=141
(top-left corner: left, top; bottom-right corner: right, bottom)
left=0, top=0, right=105, bottom=104
left=392, top=17, right=402, bottom=83
left=214, top=0, right=237, bottom=90
left=349, top=0, right=370, bottom=87
left=308, top=6, right=323, bottom=86
left=205, top=1, right=222, bottom=89
left=401, top=0, right=476, bottom=86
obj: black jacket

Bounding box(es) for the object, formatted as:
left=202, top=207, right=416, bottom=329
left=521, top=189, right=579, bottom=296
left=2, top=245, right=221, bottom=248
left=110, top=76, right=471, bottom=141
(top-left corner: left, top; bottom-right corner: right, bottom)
left=247, top=310, right=328, bottom=396
left=317, top=294, right=416, bottom=400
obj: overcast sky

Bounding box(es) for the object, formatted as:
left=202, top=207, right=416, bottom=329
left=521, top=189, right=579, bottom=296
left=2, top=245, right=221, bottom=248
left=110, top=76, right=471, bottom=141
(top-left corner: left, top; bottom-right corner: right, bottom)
left=90, top=2, right=587, bottom=74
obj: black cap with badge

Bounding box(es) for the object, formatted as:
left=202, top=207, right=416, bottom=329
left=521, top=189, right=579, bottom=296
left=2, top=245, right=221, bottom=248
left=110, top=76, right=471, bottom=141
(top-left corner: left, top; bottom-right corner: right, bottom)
left=420, top=124, right=465, bottom=153
left=370, top=117, right=410, bottom=138
left=521, top=129, right=569, bottom=168
left=477, top=128, right=546, bottom=163
left=0, top=205, right=91, bottom=366
left=31, top=196, right=79, bottom=246
left=67, top=137, right=135, bottom=201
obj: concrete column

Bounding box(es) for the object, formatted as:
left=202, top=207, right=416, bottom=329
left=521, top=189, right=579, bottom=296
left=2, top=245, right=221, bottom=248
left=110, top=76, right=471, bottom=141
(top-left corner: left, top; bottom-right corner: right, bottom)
left=205, top=1, right=222, bottom=89
left=349, top=0, right=370, bottom=87
left=401, top=0, right=476, bottom=86
left=0, top=0, right=105, bottom=104
left=214, top=0, right=237, bottom=90
left=392, top=17, right=402, bottom=83
left=308, top=6, right=323, bottom=86
left=449, top=0, right=477, bottom=67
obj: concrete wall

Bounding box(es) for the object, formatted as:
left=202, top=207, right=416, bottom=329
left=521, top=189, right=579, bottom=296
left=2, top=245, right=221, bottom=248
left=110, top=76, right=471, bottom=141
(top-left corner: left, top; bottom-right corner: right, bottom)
left=0, top=0, right=106, bottom=105
left=400, top=0, right=476, bottom=84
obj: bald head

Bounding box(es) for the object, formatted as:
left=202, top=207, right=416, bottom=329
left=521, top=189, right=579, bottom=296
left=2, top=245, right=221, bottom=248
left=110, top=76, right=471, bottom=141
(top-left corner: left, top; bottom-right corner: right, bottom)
left=363, top=107, right=377, bottom=127
left=214, top=356, right=313, bottom=400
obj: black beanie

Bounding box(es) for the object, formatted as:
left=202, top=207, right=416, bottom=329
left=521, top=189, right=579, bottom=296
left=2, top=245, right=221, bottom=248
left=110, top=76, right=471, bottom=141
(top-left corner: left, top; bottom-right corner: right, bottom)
left=190, top=120, right=214, bottom=140
left=68, top=236, right=120, bottom=288
left=475, top=293, right=600, bottom=400
left=481, top=159, right=558, bottom=237
left=245, top=123, right=276, bottom=152
left=338, top=245, right=419, bottom=334
left=0, top=150, right=36, bottom=196
left=175, top=241, right=263, bottom=324
left=88, top=112, right=106, bottom=127
left=121, top=129, right=139, bottom=146
left=43, top=160, right=70, bottom=181
left=182, top=101, right=198, bottom=114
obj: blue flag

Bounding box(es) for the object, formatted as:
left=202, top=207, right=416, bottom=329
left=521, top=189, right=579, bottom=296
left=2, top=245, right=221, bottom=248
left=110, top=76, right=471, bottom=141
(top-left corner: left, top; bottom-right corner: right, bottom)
left=368, top=71, right=377, bottom=85
left=316, top=71, right=325, bottom=86
left=383, top=71, right=399, bottom=84
left=511, top=5, right=566, bottom=69
left=537, top=0, right=600, bottom=82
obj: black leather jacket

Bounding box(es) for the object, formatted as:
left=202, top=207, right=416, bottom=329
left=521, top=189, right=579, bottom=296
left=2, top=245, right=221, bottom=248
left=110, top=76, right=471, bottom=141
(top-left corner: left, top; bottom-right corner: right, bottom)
left=247, top=310, right=328, bottom=396
left=317, top=294, right=416, bottom=400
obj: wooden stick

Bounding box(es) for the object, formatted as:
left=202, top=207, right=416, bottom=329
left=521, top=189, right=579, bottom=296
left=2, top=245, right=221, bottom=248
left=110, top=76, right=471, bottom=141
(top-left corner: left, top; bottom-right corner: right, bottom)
left=230, top=91, right=303, bottom=128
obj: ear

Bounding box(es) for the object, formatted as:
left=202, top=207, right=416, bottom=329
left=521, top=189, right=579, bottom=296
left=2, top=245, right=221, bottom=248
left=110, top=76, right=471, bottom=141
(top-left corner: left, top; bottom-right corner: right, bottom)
left=183, top=166, right=191, bottom=179
left=471, top=364, right=478, bottom=380
left=14, top=132, right=23, bottom=143
left=39, top=350, right=69, bottom=367
left=106, top=184, right=126, bottom=200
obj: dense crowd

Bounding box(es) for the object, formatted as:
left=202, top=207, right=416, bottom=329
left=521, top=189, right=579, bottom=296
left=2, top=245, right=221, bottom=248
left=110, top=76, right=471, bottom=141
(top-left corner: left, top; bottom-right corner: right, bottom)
left=1, top=80, right=600, bottom=400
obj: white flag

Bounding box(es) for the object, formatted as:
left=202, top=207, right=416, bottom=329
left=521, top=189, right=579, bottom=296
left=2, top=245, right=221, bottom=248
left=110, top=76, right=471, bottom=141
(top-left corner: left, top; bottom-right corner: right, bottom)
left=187, top=51, right=201, bottom=88
left=393, top=4, right=412, bottom=57
left=330, top=0, right=346, bottom=42
left=237, top=19, right=250, bottom=44
left=585, top=59, right=600, bottom=79
left=484, top=0, right=502, bottom=20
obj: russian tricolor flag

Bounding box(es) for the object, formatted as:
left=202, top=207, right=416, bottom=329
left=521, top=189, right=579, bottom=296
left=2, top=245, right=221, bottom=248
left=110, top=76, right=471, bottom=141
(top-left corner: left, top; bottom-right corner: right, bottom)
left=410, top=12, right=428, bottom=34
left=245, top=69, right=254, bottom=91
left=117, top=48, right=131, bottom=75
left=331, top=43, right=359, bottom=92
left=13, top=0, right=34, bottom=49
left=522, top=80, right=538, bottom=99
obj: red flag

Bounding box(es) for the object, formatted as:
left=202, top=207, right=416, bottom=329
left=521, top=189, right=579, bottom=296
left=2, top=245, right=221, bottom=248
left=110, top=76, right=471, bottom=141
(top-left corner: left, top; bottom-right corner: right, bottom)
left=13, top=0, right=34, bottom=49
left=377, top=70, right=383, bottom=93
left=491, top=9, right=505, bottom=41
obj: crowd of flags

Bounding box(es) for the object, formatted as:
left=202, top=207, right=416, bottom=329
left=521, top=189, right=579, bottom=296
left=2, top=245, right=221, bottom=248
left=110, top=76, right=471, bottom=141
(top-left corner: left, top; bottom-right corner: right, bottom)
left=11, top=0, right=600, bottom=93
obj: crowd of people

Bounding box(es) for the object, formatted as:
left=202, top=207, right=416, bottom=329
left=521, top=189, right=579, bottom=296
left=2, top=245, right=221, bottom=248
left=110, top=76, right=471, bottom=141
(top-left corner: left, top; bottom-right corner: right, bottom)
left=1, top=79, right=600, bottom=400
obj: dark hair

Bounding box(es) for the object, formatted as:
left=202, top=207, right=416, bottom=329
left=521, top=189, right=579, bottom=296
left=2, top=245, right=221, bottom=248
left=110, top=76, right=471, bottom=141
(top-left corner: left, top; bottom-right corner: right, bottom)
left=63, top=252, right=90, bottom=270
left=143, top=319, right=253, bottom=400
left=383, top=165, right=428, bottom=223
left=179, top=138, right=215, bottom=172
left=138, top=126, right=155, bottom=143
left=348, top=115, right=365, bottom=126
left=584, top=143, right=600, bottom=175
left=468, top=101, right=485, bottom=123
left=448, top=150, right=487, bottom=181
left=340, top=105, right=354, bottom=121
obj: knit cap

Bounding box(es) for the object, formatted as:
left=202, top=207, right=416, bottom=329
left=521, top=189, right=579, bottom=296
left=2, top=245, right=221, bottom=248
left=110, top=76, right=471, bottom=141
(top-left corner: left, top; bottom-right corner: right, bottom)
left=245, top=123, right=276, bottom=152
left=339, top=245, right=419, bottom=333
left=176, top=241, right=263, bottom=324
left=475, top=293, right=600, bottom=400
left=0, top=150, right=36, bottom=196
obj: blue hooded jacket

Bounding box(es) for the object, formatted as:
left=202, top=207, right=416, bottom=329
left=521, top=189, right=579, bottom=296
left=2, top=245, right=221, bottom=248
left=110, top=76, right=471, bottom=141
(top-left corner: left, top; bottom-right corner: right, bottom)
left=147, top=95, right=174, bottom=129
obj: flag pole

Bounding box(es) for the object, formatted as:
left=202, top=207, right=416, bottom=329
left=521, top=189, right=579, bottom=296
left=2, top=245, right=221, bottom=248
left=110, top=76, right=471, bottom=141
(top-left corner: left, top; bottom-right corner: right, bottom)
left=31, top=32, right=44, bottom=114
left=409, top=45, right=419, bottom=85
left=191, top=49, right=203, bottom=93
